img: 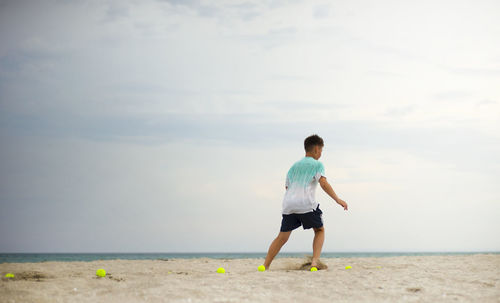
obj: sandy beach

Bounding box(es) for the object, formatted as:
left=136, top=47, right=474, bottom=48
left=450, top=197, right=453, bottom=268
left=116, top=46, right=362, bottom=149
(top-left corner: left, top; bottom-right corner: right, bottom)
left=1, top=254, right=499, bottom=302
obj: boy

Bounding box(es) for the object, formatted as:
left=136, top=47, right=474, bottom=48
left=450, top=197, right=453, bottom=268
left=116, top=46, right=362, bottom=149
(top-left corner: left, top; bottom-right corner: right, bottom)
left=261, top=134, right=348, bottom=270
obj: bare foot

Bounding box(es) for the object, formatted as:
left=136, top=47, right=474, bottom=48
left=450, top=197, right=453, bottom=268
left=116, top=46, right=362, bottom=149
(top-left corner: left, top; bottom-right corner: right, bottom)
left=299, top=256, right=328, bottom=270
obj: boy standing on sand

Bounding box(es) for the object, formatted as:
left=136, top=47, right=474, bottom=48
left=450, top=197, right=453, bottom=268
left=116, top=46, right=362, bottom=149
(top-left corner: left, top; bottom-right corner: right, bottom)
left=262, top=134, right=348, bottom=270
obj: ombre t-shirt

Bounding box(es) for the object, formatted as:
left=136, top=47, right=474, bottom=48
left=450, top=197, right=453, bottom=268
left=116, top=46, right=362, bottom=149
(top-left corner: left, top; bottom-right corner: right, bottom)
left=282, top=156, right=326, bottom=215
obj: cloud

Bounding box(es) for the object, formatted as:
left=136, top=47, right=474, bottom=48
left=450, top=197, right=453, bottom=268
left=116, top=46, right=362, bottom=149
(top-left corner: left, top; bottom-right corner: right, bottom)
left=160, top=0, right=262, bottom=21
left=433, top=90, right=473, bottom=101
left=383, top=105, right=416, bottom=117
left=313, top=3, right=330, bottom=19
left=445, top=67, right=500, bottom=77
left=476, top=99, right=498, bottom=107
left=105, top=2, right=130, bottom=20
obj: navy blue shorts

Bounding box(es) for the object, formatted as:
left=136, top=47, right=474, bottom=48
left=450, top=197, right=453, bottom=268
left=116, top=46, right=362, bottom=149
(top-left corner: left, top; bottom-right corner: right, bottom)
left=280, top=205, right=323, bottom=232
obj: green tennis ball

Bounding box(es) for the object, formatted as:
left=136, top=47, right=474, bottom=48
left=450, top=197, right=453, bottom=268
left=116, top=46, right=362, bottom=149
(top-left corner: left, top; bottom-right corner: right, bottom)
left=345, top=266, right=352, bottom=269
left=310, top=267, right=318, bottom=272
left=5, top=273, right=14, bottom=278
left=216, top=267, right=225, bottom=274
left=96, top=269, right=106, bottom=277
left=258, top=265, right=266, bottom=272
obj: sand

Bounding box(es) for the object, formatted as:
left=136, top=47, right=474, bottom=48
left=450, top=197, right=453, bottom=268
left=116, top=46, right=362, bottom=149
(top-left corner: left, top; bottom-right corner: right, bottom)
left=1, top=254, right=499, bottom=302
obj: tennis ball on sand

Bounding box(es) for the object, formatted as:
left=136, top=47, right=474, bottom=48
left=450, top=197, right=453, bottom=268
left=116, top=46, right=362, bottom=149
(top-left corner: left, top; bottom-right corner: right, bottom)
left=258, top=265, right=266, bottom=272
left=96, top=269, right=107, bottom=277
left=310, top=267, right=318, bottom=272
left=5, top=273, right=14, bottom=278
left=345, top=266, right=352, bottom=270
left=216, top=267, right=225, bottom=274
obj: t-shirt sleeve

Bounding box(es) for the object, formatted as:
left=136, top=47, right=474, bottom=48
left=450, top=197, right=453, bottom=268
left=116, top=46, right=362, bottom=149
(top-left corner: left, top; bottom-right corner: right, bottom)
left=313, top=162, right=326, bottom=182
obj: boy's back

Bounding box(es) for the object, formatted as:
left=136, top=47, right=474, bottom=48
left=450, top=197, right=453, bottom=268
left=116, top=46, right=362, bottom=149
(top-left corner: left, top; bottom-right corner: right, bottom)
left=282, top=156, right=326, bottom=215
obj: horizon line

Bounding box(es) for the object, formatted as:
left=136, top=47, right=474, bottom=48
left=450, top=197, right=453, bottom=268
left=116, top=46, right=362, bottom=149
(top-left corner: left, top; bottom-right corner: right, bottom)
left=1, top=250, right=499, bottom=254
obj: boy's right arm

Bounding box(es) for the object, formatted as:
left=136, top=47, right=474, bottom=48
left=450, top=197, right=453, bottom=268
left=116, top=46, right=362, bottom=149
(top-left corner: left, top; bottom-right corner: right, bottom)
left=319, top=176, right=348, bottom=211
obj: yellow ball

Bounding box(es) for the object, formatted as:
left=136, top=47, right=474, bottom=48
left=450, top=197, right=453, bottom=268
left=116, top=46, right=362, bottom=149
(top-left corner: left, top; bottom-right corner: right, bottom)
left=310, top=267, right=318, bottom=272
left=216, top=267, right=225, bottom=274
left=345, top=266, right=352, bottom=270
left=258, top=265, right=266, bottom=272
left=96, top=269, right=106, bottom=277
left=5, top=273, right=15, bottom=278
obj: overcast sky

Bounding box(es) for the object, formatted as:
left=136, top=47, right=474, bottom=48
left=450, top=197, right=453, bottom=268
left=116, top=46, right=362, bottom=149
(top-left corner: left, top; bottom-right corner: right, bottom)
left=0, top=0, right=499, bottom=253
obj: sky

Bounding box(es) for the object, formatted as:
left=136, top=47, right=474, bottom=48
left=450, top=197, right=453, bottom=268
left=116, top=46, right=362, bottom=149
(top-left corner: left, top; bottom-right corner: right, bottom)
left=0, top=0, right=499, bottom=253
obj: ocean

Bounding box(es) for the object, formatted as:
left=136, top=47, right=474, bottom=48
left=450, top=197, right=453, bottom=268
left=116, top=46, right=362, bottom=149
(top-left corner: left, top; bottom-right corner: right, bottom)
left=1, top=252, right=498, bottom=263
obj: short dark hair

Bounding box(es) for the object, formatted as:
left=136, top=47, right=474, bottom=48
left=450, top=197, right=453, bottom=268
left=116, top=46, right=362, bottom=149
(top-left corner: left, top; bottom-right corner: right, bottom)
left=304, top=134, right=324, bottom=152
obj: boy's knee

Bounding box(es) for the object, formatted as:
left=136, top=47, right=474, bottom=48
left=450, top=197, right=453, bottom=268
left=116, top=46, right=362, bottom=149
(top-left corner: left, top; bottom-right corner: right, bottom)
left=313, top=227, right=324, bottom=233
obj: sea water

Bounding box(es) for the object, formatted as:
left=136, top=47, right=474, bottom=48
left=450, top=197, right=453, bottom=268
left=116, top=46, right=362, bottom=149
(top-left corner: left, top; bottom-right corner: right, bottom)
left=1, top=251, right=498, bottom=263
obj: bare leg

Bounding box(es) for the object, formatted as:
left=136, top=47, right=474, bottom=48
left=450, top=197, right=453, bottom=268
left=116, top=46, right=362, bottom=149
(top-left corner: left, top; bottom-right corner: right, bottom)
left=311, top=227, right=325, bottom=267
left=263, top=231, right=291, bottom=269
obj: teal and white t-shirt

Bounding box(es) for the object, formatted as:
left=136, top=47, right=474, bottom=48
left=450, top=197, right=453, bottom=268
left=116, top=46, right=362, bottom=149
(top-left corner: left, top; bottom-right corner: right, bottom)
left=282, top=156, right=326, bottom=214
